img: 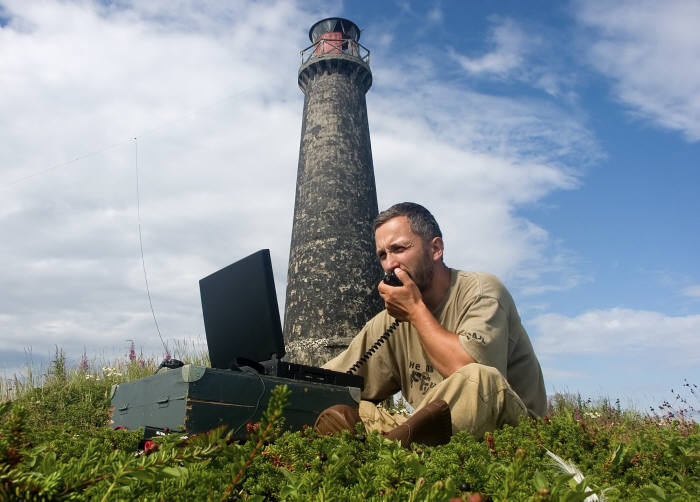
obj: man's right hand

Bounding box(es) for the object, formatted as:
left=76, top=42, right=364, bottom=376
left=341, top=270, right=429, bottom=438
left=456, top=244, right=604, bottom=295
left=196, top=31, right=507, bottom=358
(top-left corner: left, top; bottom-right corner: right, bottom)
left=378, top=268, right=424, bottom=322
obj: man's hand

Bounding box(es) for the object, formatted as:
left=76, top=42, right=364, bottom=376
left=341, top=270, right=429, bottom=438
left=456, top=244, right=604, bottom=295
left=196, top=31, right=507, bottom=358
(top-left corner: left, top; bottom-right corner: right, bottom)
left=377, top=268, right=423, bottom=322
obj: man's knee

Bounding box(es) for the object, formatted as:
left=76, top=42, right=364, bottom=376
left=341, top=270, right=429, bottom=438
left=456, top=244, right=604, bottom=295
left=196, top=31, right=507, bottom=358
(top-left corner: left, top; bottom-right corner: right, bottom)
left=453, top=363, right=504, bottom=386
left=428, top=363, right=527, bottom=436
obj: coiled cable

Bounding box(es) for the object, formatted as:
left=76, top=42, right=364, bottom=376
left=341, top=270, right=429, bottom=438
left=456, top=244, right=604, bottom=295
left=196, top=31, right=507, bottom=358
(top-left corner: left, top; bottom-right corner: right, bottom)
left=346, top=319, right=400, bottom=375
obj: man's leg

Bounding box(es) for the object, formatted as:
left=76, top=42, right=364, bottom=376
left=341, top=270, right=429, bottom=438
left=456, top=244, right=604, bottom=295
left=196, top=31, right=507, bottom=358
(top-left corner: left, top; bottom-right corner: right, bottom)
left=414, top=363, right=528, bottom=438
left=357, top=364, right=526, bottom=437
left=345, top=400, right=451, bottom=447
left=316, top=364, right=526, bottom=440
left=316, top=399, right=452, bottom=447
left=314, top=401, right=407, bottom=436
left=357, top=400, right=409, bottom=433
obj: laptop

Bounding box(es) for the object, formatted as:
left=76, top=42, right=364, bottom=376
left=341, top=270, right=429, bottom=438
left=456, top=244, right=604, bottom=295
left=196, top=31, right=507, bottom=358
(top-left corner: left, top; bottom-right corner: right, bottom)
left=199, top=249, right=363, bottom=389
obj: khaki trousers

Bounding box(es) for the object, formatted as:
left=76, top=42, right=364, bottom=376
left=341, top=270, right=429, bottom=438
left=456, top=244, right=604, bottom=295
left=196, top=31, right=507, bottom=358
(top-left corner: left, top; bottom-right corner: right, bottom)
left=358, top=363, right=528, bottom=439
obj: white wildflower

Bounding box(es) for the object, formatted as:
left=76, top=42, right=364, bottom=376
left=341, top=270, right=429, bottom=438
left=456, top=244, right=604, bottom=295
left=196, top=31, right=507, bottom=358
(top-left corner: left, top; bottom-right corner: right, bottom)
left=101, top=366, right=122, bottom=377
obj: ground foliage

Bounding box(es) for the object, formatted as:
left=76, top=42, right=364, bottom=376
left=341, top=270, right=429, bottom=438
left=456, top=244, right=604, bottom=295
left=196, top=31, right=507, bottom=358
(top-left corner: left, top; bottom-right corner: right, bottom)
left=0, top=350, right=697, bottom=501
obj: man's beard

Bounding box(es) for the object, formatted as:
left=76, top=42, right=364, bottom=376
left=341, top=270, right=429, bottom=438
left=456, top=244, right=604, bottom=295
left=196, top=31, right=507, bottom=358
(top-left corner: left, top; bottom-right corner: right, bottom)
left=410, top=250, right=434, bottom=292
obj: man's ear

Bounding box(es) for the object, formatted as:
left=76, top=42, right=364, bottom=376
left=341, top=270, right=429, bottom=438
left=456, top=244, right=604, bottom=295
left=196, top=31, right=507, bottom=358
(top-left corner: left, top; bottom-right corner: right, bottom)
left=430, top=237, right=444, bottom=262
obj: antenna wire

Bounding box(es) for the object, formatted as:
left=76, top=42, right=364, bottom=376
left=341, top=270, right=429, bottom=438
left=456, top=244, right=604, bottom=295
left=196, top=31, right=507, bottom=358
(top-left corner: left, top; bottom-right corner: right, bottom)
left=135, top=137, right=168, bottom=354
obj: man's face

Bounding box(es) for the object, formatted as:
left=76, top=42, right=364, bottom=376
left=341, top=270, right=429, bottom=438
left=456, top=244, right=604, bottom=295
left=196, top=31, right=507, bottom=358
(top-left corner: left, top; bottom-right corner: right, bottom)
left=374, top=216, right=435, bottom=292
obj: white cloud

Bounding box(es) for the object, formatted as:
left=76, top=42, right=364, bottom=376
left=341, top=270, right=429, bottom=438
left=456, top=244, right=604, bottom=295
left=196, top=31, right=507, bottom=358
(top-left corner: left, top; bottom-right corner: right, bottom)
left=531, top=308, right=700, bottom=366
left=0, top=0, right=320, bottom=360
left=577, top=0, right=700, bottom=141
left=683, top=285, right=700, bottom=298
left=538, top=367, right=589, bottom=382
left=0, top=0, right=598, bottom=366
left=427, top=6, right=443, bottom=24
left=450, top=18, right=526, bottom=77
left=447, top=18, right=574, bottom=98
left=531, top=307, right=700, bottom=410
left=367, top=55, right=598, bottom=289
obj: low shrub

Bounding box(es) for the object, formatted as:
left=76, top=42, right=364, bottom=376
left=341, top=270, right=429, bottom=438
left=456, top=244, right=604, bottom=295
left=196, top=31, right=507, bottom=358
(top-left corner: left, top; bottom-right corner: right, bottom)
left=0, top=351, right=697, bottom=500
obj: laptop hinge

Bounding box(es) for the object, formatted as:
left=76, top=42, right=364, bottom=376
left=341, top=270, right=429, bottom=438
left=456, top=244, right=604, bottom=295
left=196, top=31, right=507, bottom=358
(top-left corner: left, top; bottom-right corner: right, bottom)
left=260, top=353, right=282, bottom=376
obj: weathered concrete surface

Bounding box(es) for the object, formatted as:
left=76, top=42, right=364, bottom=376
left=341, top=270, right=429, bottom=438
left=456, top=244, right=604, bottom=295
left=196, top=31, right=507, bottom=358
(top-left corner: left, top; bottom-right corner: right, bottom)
left=284, top=55, right=383, bottom=366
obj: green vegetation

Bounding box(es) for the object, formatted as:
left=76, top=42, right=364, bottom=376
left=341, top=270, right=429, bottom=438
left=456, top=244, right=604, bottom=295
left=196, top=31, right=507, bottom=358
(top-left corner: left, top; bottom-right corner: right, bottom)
left=1, top=349, right=697, bottom=501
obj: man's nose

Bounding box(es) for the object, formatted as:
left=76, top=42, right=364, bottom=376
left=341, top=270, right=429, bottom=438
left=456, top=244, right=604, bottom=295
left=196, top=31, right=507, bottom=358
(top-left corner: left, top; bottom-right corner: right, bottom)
left=383, top=255, right=399, bottom=272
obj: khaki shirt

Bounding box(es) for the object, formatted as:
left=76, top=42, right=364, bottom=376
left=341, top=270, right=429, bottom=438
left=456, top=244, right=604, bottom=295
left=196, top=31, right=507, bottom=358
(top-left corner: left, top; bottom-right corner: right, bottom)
left=324, top=269, right=547, bottom=417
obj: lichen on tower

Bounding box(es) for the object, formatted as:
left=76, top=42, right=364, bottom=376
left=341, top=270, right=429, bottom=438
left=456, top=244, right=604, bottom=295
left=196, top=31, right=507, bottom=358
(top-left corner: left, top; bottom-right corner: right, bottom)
left=284, top=18, right=383, bottom=365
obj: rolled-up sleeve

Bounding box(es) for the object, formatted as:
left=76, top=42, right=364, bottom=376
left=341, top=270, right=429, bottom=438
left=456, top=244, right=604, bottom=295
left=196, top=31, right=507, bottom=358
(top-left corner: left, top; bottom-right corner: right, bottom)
left=456, top=295, right=508, bottom=376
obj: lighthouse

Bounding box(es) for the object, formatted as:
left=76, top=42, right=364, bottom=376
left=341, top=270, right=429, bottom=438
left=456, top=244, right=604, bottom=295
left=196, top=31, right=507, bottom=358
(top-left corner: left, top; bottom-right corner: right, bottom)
left=284, top=18, right=383, bottom=365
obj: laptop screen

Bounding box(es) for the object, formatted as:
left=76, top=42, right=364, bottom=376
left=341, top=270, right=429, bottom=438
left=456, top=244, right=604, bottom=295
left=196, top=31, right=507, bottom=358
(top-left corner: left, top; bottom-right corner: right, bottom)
left=199, top=249, right=285, bottom=369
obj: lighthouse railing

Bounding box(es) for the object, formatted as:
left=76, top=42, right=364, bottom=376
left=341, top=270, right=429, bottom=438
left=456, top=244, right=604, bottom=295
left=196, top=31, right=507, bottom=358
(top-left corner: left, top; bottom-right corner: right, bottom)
left=300, top=38, right=370, bottom=66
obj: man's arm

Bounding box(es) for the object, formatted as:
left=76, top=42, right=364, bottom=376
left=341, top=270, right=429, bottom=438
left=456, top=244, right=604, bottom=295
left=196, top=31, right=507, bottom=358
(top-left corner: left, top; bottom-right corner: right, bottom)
left=322, top=319, right=402, bottom=401
left=378, top=268, right=475, bottom=378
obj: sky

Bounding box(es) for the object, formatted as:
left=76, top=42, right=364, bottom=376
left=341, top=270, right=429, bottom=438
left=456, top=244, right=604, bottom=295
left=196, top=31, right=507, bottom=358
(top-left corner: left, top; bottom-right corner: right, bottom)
left=1, top=0, right=698, bottom=413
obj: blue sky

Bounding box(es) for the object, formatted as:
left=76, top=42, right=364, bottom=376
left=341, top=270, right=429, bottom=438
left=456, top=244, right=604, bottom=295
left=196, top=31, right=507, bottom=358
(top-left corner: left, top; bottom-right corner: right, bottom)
left=0, top=0, right=698, bottom=413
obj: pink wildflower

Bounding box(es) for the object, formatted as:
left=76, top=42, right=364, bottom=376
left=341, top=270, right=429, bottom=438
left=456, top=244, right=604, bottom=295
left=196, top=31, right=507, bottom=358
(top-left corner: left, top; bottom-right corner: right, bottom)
left=79, top=348, right=89, bottom=371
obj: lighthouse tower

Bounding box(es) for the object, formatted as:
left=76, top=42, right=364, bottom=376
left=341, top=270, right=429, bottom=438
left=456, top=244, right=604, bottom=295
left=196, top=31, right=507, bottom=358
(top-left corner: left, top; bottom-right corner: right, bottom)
left=284, top=18, right=383, bottom=365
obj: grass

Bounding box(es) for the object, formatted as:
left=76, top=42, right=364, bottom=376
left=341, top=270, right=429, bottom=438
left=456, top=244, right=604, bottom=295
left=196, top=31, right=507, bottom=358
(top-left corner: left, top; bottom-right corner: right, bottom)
left=0, top=347, right=698, bottom=501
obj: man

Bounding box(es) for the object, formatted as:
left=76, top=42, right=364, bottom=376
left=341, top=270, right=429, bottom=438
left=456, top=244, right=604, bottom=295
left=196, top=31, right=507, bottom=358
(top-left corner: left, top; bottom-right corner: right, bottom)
left=315, top=202, right=547, bottom=447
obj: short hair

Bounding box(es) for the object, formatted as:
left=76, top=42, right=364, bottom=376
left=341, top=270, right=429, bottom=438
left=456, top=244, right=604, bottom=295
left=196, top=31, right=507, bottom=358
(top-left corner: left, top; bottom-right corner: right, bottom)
left=373, top=202, right=442, bottom=243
